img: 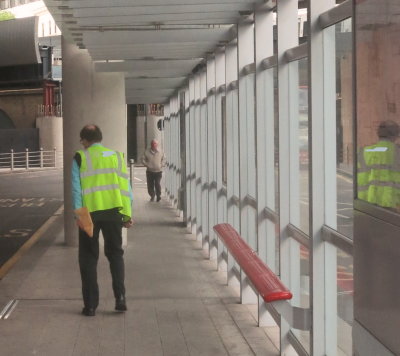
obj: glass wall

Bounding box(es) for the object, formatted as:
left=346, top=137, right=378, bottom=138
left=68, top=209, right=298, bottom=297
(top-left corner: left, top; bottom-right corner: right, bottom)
left=356, top=0, right=400, bottom=213
left=354, top=1, right=400, bottom=354
left=170, top=1, right=359, bottom=355
left=289, top=58, right=309, bottom=234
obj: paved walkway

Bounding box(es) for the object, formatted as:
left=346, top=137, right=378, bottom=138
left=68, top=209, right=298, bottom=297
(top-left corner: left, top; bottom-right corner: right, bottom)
left=0, top=168, right=279, bottom=355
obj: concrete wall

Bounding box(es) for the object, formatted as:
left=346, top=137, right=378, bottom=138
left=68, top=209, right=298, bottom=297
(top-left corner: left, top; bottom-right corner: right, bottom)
left=0, top=90, right=42, bottom=128
left=36, top=116, right=63, bottom=151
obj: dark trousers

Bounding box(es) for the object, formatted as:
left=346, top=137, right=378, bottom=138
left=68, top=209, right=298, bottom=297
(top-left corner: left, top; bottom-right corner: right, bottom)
left=79, top=220, right=125, bottom=309
left=146, top=171, right=162, bottom=199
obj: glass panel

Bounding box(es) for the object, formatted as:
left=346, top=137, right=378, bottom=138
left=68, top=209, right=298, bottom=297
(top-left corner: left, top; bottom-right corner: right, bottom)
left=221, top=96, right=227, bottom=185
left=273, top=10, right=277, bottom=55
left=292, top=240, right=310, bottom=353
left=356, top=0, right=400, bottom=213
left=298, top=1, right=308, bottom=43
left=337, top=249, right=353, bottom=356
left=335, top=19, right=354, bottom=238
left=299, top=59, right=309, bottom=234
left=273, top=66, right=280, bottom=274
left=274, top=66, right=279, bottom=213
left=290, top=58, right=309, bottom=234
left=245, top=73, right=256, bottom=198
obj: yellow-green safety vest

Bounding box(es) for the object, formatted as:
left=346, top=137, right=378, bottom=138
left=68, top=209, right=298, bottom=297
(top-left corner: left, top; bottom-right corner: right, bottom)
left=77, top=145, right=132, bottom=220
left=357, top=140, right=400, bottom=208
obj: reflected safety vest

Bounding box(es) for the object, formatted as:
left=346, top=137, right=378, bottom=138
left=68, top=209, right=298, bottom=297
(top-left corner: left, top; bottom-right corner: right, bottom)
left=357, top=140, right=400, bottom=208
left=77, top=145, right=131, bottom=219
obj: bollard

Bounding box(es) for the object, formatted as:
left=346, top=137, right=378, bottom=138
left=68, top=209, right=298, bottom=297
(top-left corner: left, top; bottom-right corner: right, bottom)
left=25, top=148, right=29, bottom=169
left=129, top=159, right=134, bottom=188
left=40, top=148, right=44, bottom=168
left=10, top=149, right=14, bottom=171
left=53, top=148, right=57, bottom=168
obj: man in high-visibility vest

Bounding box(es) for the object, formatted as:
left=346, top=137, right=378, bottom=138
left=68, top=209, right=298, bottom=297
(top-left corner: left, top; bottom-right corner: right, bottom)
left=358, top=120, right=400, bottom=209
left=72, top=124, right=133, bottom=316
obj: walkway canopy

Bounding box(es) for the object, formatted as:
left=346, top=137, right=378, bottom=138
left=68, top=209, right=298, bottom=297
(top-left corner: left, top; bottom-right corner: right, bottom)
left=43, top=0, right=267, bottom=104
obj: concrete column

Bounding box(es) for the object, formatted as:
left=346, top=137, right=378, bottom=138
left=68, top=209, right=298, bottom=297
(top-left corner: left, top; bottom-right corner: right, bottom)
left=136, top=115, right=146, bottom=163
left=146, top=111, right=164, bottom=151
left=62, top=37, right=127, bottom=246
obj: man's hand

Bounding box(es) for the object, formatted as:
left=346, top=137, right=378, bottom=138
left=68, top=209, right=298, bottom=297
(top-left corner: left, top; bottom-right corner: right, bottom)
left=123, top=218, right=134, bottom=228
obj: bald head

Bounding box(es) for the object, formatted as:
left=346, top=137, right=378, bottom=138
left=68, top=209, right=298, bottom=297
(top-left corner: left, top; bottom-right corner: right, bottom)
left=378, top=120, right=400, bottom=141
left=80, top=124, right=102, bottom=143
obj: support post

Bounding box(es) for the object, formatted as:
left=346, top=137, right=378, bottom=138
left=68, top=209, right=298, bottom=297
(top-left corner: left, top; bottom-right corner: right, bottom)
left=53, top=147, right=57, bottom=168
left=10, top=149, right=14, bottom=171
left=40, top=148, right=44, bottom=168
left=129, top=159, right=134, bottom=187
left=25, top=148, right=29, bottom=170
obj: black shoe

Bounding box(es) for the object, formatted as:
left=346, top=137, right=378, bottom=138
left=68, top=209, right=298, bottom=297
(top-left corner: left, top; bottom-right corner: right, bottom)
left=82, top=307, right=96, bottom=316
left=150, top=196, right=155, bottom=202
left=156, top=196, right=161, bottom=202
left=115, top=296, right=127, bottom=312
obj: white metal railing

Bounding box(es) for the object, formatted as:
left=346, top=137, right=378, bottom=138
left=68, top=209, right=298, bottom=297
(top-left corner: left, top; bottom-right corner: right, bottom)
left=0, top=148, right=63, bottom=171
left=37, top=104, right=62, bottom=117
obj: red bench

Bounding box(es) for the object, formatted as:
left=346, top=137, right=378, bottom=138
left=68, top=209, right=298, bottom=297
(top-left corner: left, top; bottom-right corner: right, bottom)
left=214, top=223, right=292, bottom=303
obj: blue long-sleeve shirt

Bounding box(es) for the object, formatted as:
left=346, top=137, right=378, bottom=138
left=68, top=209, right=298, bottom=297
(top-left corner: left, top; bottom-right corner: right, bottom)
left=71, top=145, right=133, bottom=211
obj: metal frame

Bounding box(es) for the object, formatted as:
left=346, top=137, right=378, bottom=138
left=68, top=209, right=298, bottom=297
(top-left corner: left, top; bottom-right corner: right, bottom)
left=287, top=224, right=310, bottom=248
left=277, top=0, right=298, bottom=352
left=207, top=56, right=217, bottom=259
left=200, top=70, right=209, bottom=250
left=318, top=0, right=352, bottom=29
left=321, top=225, right=353, bottom=256
left=355, top=199, right=400, bottom=229
left=238, top=19, right=257, bottom=251
left=261, top=55, right=277, bottom=70
left=284, top=43, right=308, bottom=63
left=309, top=0, right=338, bottom=354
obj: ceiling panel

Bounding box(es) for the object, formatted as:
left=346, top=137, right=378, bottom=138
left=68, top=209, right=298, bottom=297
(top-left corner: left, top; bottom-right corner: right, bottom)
left=43, top=0, right=260, bottom=104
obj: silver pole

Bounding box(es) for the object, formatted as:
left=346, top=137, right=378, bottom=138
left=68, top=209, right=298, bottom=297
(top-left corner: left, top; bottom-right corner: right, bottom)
left=129, top=159, right=135, bottom=188
left=53, top=148, right=57, bottom=168
left=40, top=148, right=44, bottom=168
left=10, top=149, right=14, bottom=171
left=25, top=148, right=29, bottom=170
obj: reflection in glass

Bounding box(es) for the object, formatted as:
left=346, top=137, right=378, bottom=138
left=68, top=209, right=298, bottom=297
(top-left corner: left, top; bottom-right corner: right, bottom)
left=221, top=96, right=227, bottom=185
left=358, top=121, right=400, bottom=209
left=294, top=242, right=310, bottom=353
left=273, top=66, right=280, bottom=274
left=298, top=2, right=308, bottom=43
left=356, top=0, right=400, bottom=214
left=245, top=73, right=256, bottom=198
left=335, top=18, right=354, bottom=238
left=298, top=58, right=309, bottom=234
left=337, top=249, right=353, bottom=356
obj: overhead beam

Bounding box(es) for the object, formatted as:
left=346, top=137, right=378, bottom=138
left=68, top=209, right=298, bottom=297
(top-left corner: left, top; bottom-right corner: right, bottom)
left=83, top=28, right=233, bottom=46
left=126, top=96, right=169, bottom=104
left=76, top=13, right=240, bottom=26
left=125, top=77, right=187, bottom=89
left=72, top=4, right=256, bottom=17
left=126, top=88, right=176, bottom=96
left=66, top=0, right=261, bottom=8
left=95, top=59, right=201, bottom=72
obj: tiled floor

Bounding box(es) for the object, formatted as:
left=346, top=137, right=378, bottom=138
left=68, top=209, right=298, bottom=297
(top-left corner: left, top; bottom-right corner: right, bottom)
left=0, top=168, right=279, bottom=355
